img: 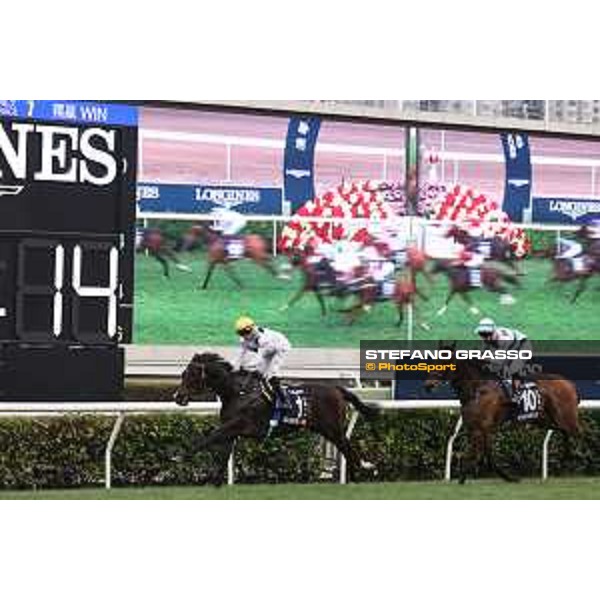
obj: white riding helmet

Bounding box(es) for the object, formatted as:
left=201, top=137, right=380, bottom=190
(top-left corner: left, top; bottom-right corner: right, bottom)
left=475, top=318, right=496, bottom=336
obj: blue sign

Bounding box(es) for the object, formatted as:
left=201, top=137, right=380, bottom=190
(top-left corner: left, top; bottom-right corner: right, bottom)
left=0, top=100, right=138, bottom=126
left=501, top=133, right=532, bottom=223
left=137, top=183, right=283, bottom=216
left=532, top=197, right=600, bottom=224
left=394, top=379, right=600, bottom=401
left=395, top=372, right=600, bottom=402
left=284, top=116, right=321, bottom=213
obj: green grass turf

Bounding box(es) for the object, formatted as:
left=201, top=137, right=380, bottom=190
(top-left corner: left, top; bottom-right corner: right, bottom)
left=4, top=478, right=600, bottom=500
left=133, top=253, right=600, bottom=347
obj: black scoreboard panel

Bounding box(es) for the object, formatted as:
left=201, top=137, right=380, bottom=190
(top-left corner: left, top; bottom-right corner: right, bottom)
left=0, top=233, right=124, bottom=344
left=0, top=101, right=138, bottom=401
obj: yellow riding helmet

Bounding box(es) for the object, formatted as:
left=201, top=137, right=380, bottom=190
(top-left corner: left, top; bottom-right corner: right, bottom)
left=235, top=316, right=255, bottom=335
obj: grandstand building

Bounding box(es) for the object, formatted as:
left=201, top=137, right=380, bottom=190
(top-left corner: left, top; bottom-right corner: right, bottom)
left=310, top=100, right=600, bottom=125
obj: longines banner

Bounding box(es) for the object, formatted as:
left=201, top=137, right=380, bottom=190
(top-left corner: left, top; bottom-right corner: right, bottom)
left=137, top=183, right=284, bottom=216
left=501, top=132, right=532, bottom=223
left=532, top=197, right=600, bottom=224
left=284, top=116, right=321, bottom=213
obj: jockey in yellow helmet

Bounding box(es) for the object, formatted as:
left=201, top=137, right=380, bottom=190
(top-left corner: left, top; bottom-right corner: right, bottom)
left=234, top=316, right=292, bottom=427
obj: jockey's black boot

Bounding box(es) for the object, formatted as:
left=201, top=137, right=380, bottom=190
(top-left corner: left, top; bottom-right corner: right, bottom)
left=501, top=379, right=515, bottom=402
left=501, top=379, right=520, bottom=421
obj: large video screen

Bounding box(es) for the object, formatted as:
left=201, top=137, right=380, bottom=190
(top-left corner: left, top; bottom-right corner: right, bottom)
left=416, top=127, right=600, bottom=342
left=134, top=106, right=407, bottom=348
left=134, top=107, right=600, bottom=351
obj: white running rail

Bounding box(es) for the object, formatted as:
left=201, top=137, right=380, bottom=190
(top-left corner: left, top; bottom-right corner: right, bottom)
left=0, top=400, right=598, bottom=489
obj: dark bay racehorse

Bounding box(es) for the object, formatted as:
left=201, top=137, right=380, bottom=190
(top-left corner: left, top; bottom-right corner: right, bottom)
left=427, top=261, right=520, bottom=320
left=198, top=226, right=278, bottom=290
left=449, top=228, right=522, bottom=274
left=137, top=228, right=192, bottom=278
left=550, top=242, right=600, bottom=303
left=279, top=251, right=337, bottom=316
left=173, top=353, right=379, bottom=485
left=282, top=245, right=430, bottom=325
left=424, top=346, right=581, bottom=484
left=551, top=256, right=600, bottom=303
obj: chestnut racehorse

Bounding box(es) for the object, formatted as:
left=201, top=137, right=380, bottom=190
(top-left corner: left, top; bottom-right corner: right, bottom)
left=424, top=346, right=582, bottom=484
left=199, top=226, right=278, bottom=290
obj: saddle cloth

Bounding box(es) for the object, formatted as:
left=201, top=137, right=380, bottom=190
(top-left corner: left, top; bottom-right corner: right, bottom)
left=281, top=385, right=309, bottom=425
left=225, top=237, right=245, bottom=259
left=516, top=382, right=541, bottom=422
left=377, top=280, right=397, bottom=299
left=261, top=382, right=309, bottom=426
left=468, top=268, right=482, bottom=288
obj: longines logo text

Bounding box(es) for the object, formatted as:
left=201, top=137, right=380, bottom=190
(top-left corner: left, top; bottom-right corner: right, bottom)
left=0, top=121, right=118, bottom=187
left=196, top=187, right=261, bottom=209
left=550, top=200, right=600, bottom=221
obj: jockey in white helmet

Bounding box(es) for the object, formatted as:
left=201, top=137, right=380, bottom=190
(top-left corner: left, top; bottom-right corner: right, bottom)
left=212, top=207, right=247, bottom=236
left=557, top=236, right=585, bottom=273
left=475, top=318, right=531, bottom=402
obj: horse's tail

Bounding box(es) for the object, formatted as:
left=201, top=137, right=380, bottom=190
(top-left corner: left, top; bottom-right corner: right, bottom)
left=337, top=387, right=380, bottom=420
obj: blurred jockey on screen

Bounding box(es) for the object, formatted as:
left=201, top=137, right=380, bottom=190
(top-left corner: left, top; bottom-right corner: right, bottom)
left=212, top=207, right=247, bottom=236
left=557, top=236, right=585, bottom=273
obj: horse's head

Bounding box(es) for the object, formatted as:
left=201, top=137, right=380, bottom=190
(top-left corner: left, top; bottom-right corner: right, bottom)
left=173, top=353, right=232, bottom=406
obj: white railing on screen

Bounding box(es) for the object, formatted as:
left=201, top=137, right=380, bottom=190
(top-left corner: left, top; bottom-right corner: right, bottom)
left=137, top=211, right=583, bottom=232
left=139, top=126, right=600, bottom=197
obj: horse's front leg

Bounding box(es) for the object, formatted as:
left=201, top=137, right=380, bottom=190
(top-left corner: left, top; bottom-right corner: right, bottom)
left=317, top=427, right=363, bottom=483
left=396, top=302, right=405, bottom=327
left=484, top=432, right=519, bottom=484
left=201, top=262, right=216, bottom=290
left=459, top=291, right=481, bottom=317
left=459, top=428, right=485, bottom=485
left=281, top=279, right=310, bottom=312
left=224, top=262, right=244, bottom=290
left=193, top=417, right=247, bottom=453
left=435, top=289, right=455, bottom=317
left=571, top=276, right=589, bottom=304
left=151, top=251, right=170, bottom=278
left=315, top=289, right=327, bottom=316
left=206, top=439, right=236, bottom=487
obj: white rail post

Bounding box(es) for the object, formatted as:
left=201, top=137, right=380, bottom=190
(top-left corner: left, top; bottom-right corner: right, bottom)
left=542, top=430, right=554, bottom=481
left=340, top=410, right=361, bottom=485
left=228, top=442, right=236, bottom=486
left=445, top=416, right=464, bottom=482
left=105, top=412, right=126, bottom=490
